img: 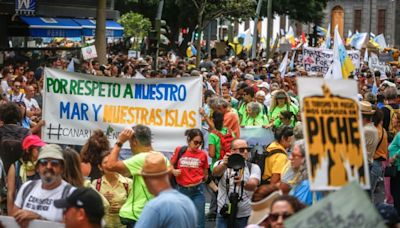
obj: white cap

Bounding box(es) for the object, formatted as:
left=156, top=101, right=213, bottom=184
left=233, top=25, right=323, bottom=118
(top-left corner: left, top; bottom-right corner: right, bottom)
left=257, top=82, right=270, bottom=90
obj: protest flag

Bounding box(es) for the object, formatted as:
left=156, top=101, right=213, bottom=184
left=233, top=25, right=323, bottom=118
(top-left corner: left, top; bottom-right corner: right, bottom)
left=364, top=48, right=369, bottom=63
left=374, top=34, right=387, bottom=50
left=325, top=24, right=331, bottom=49
left=290, top=51, right=296, bottom=71
left=286, top=26, right=296, bottom=47
left=316, top=26, right=327, bottom=36
left=334, top=25, right=355, bottom=79
left=301, top=32, right=307, bottom=44
left=186, top=44, right=197, bottom=58
left=350, top=32, right=367, bottom=50
left=279, top=52, right=289, bottom=77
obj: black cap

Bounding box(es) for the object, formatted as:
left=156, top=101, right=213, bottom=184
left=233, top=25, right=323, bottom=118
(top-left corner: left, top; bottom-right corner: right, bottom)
left=54, top=187, right=104, bottom=223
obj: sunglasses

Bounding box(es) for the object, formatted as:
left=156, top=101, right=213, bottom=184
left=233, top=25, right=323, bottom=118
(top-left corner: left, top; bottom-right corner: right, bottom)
left=192, top=140, right=202, bottom=146
left=269, top=212, right=293, bottom=222
left=38, top=159, right=62, bottom=167
left=234, top=147, right=250, bottom=153
left=210, top=80, right=218, bottom=83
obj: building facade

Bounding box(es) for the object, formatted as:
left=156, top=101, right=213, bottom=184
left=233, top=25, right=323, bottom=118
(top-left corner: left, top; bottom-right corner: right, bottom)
left=323, top=0, right=400, bottom=47
left=0, top=0, right=120, bottom=48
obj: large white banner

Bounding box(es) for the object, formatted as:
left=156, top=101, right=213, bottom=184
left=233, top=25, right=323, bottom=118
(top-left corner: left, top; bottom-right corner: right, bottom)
left=43, top=68, right=202, bottom=152
left=298, top=78, right=370, bottom=190
left=302, top=47, right=360, bottom=74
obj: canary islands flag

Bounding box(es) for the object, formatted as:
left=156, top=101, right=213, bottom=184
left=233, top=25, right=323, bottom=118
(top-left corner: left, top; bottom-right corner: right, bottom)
left=334, top=25, right=355, bottom=79
left=186, top=45, right=197, bottom=58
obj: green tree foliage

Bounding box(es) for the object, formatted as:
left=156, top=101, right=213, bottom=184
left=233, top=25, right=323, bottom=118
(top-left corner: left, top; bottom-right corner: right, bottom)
left=118, top=12, right=151, bottom=38
left=118, top=12, right=151, bottom=50
left=265, top=0, right=328, bottom=24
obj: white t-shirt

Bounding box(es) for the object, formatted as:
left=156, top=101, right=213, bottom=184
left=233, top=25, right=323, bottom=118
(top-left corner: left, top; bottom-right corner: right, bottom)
left=1, top=80, right=10, bottom=95
left=9, top=93, right=25, bottom=103
left=216, top=161, right=261, bottom=218
left=14, top=180, right=75, bottom=222
left=23, top=97, right=40, bottom=111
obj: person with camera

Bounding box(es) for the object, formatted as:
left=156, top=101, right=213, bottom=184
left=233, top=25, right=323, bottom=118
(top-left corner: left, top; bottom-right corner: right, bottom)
left=212, top=138, right=261, bottom=228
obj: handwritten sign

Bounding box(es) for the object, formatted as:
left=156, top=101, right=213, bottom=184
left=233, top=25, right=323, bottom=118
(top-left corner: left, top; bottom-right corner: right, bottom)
left=81, top=45, right=98, bottom=60
left=302, top=47, right=360, bottom=74
left=285, top=182, right=386, bottom=228
left=42, top=68, right=202, bottom=152
left=298, top=78, right=370, bottom=190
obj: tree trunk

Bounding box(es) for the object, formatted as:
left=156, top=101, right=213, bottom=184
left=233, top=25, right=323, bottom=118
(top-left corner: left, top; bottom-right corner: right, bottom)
left=95, top=0, right=107, bottom=65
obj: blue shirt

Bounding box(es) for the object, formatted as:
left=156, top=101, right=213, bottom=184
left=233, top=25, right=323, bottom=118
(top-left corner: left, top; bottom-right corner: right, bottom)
left=135, top=189, right=197, bottom=228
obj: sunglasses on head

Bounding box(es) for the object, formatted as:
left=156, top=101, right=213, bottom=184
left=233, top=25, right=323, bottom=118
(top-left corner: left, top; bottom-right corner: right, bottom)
left=38, top=158, right=62, bottom=167
left=269, top=212, right=293, bottom=222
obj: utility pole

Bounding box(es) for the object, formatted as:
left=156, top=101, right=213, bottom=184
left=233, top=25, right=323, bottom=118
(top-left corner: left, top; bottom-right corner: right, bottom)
left=153, top=0, right=164, bottom=70
left=251, top=0, right=263, bottom=59
left=266, top=0, right=273, bottom=59
left=368, top=0, right=372, bottom=40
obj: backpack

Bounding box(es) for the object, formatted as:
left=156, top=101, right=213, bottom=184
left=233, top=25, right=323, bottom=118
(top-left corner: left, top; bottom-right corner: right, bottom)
left=170, top=146, right=187, bottom=188
left=95, top=177, right=129, bottom=196
left=211, top=129, right=234, bottom=160
left=250, top=145, right=287, bottom=185
left=21, top=180, right=72, bottom=207
left=0, top=126, right=29, bottom=175
left=385, top=105, right=400, bottom=141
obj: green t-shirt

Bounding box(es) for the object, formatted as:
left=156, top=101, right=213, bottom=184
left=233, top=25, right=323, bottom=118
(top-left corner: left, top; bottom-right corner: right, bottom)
left=269, top=104, right=298, bottom=128
left=241, top=113, right=269, bottom=126
left=120, top=152, right=154, bottom=221
left=209, top=127, right=228, bottom=170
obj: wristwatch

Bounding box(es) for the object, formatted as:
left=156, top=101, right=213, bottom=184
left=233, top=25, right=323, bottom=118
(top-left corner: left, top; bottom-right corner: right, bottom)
left=115, top=141, right=123, bottom=148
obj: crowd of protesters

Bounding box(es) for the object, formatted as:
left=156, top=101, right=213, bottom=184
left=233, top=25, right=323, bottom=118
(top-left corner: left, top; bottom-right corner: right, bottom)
left=0, top=47, right=398, bottom=228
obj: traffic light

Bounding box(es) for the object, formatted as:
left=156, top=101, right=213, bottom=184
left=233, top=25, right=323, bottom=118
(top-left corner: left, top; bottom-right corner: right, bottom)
left=148, top=29, right=158, bottom=55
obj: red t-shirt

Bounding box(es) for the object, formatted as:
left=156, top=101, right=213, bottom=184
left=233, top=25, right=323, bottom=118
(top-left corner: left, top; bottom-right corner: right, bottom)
left=170, top=147, right=209, bottom=186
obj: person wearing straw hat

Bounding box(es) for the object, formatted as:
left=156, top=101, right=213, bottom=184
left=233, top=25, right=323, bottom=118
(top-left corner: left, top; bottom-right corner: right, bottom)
left=135, top=152, right=198, bottom=228
left=360, top=101, right=380, bottom=203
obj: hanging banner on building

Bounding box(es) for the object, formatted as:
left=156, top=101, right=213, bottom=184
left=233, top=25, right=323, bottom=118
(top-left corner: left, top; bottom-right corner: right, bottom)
left=42, top=68, right=202, bottom=152
left=298, top=78, right=370, bottom=190
left=15, top=0, right=36, bottom=15
left=302, top=47, right=360, bottom=74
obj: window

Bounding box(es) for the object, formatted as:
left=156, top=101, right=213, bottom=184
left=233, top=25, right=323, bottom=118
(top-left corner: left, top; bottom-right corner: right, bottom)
left=354, top=10, right=362, bottom=32
left=377, top=9, right=386, bottom=34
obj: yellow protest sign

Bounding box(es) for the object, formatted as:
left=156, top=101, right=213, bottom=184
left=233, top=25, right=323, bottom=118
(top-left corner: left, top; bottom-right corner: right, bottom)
left=298, top=78, right=370, bottom=190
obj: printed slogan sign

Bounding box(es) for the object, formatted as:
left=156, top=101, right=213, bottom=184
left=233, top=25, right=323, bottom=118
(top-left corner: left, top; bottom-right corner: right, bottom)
left=298, top=78, right=370, bottom=190
left=42, top=68, right=202, bottom=152
left=302, top=47, right=360, bottom=75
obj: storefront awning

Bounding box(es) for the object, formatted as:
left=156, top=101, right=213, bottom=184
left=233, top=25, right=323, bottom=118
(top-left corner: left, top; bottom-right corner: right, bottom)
left=20, top=16, right=82, bottom=37
left=73, top=19, right=124, bottom=38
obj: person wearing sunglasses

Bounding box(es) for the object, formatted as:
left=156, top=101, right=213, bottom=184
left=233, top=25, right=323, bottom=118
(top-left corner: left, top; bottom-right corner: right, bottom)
left=269, top=195, right=305, bottom=228
left=170, top=128, right=209, bottom=228
left=212, top=138, right=261, bottom=228
left=9, top=80, right=25, bottom=103
left=12, top=144, right=75, bottom=225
